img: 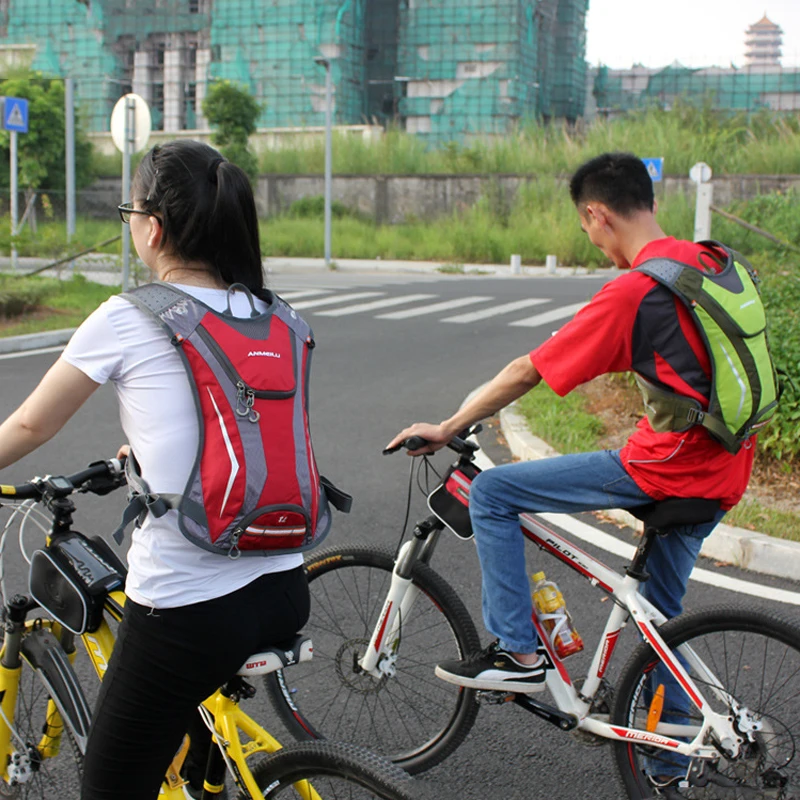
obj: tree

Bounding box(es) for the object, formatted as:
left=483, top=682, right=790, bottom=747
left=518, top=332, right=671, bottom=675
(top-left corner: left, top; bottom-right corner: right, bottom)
left=202, top=80, right=262, bottom=184
left=0, top=72, right=94, bottom=192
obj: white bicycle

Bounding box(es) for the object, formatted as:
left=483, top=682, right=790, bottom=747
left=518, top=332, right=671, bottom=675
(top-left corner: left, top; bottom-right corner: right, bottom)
left=265, top=429, right=800, bottom=798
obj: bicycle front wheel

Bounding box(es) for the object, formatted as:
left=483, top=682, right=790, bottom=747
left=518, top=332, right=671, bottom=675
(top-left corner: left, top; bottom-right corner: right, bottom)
left=1, top=632, right=84, bottom=798
left=613, top=606, right=800, bottom=800
left=264, top=545, right=481, bottom=774
left=249, top=741, right=422, bottom=799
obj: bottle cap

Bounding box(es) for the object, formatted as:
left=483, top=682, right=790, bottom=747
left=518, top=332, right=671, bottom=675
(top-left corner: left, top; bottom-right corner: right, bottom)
left=532, top=571, right=545, bottom=582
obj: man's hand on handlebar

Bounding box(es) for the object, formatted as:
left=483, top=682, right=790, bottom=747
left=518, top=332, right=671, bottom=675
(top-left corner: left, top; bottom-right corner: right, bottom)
left=384, top=422, right=456, bottom=456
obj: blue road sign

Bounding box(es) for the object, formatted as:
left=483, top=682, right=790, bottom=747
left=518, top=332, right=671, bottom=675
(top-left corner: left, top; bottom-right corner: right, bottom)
left=642, top=157, right=663, bottom=182
left=3, top=97, right=29, bottom=133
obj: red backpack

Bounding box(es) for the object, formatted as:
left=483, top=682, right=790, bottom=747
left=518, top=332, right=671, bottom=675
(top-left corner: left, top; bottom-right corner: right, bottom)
left=114, top=283, right=350, bottom=558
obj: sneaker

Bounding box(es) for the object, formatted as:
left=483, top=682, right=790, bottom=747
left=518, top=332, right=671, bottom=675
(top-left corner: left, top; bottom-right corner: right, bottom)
left=435, top=641, right=547, bottom=693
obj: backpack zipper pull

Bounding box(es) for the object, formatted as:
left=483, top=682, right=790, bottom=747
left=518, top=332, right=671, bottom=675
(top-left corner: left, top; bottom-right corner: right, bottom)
left=235, top=381, right=261, bottom=423
left=229, top=529, right=243, bottom=559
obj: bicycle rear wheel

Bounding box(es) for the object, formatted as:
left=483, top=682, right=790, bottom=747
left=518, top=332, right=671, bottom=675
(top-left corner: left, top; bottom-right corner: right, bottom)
left=613, top=606, right=800, bottom=800
left=1, top=631, right=84, bottom=799
left=248, top=741, right=422, bottom=799
left=264, top=546, right=481, bottom=774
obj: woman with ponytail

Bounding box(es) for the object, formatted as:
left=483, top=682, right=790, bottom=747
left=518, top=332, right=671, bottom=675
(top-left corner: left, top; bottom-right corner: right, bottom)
left=0, top=141, right=310, bottom=799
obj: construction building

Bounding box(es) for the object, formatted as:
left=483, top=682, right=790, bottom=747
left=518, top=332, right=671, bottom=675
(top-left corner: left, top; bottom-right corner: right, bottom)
left=0, top=0, right=589, bottom=143
left=588, top=13, right=800, bottom=118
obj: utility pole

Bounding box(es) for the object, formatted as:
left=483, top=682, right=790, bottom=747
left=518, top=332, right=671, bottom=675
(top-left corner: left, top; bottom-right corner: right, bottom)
left=314, top=56, right=333, bottom=269
left=65, top=78, right=76, bottom=242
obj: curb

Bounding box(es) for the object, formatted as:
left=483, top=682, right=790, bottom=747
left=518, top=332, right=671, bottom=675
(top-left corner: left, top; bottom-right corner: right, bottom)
left=498, top=403, right=800, bottom=583
left=0, top=328, right=76, bottom=354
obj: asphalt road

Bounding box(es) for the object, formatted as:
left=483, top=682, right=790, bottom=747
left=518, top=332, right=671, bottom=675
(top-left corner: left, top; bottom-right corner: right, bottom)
left=1, top=269, right=799, bottom=799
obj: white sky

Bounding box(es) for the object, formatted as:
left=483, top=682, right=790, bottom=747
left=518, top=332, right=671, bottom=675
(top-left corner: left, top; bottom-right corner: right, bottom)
left=585, top=0, right=800, bottom=68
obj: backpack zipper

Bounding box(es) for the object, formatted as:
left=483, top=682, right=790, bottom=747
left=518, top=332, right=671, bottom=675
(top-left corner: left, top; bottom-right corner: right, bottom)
left=194, top=325, right=298, bottom=403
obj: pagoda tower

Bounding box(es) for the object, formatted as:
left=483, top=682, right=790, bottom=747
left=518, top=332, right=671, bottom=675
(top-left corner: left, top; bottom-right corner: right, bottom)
left=744, top=14, right=783, bottom=66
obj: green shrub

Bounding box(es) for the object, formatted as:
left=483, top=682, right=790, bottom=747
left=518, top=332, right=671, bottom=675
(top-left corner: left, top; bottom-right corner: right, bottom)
left=284, top=195, right=368, bottom=222
left=0, top=275, right=51, bottom=317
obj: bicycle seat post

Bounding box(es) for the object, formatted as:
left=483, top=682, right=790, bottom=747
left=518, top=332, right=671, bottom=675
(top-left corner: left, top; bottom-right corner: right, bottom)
left=625, top=525, right=659, bottom=583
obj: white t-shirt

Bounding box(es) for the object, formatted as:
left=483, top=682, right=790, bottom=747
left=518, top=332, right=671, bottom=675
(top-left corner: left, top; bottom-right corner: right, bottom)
left=62, top=285, right=303, bottom=609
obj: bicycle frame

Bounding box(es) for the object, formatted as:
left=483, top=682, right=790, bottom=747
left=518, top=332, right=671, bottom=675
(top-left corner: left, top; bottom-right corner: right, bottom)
left=358, top=509, right=743, bottom=763
left=0, top=590, right=322, bottom=800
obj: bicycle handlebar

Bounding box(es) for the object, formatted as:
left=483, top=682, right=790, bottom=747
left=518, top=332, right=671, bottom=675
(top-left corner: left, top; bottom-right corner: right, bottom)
left=382, top=424, right=482, bottom=457
left=0, top=458, right=127, bottom=503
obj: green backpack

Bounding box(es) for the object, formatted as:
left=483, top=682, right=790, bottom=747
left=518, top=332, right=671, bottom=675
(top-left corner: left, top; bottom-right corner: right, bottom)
left=634, top=242, right=780, bottom=454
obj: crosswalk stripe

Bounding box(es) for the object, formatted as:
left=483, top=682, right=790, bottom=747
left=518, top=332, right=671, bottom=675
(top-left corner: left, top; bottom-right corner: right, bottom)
left=376, top=296, right=493, bottom=320
left=277, top=290, right=333, bottom=301
left=291, top=292, right=384, bottom=310
left=442, top=297, right=550, bottom=324
left=316, top=294, right=437, bottom=317
left=509, top=302, right=588, bottom=328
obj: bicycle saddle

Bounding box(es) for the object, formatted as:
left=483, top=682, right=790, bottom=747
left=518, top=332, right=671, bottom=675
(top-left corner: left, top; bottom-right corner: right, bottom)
left=628, top=497, right=721, bottom=530
left=236, top=634, right=313, bottom=676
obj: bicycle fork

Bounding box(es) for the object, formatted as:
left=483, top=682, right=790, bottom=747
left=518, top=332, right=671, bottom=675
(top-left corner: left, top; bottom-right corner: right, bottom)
left=358, top=521, right=442, bottom=678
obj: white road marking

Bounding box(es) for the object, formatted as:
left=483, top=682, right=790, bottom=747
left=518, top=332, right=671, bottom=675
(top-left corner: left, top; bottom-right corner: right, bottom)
left=277, top=290, right=333, bottom=301
left=509, top=302, right=588, bottom=328
left=0, top=346, right=65, bottom=361
left=442, top=297, right=550, bottom=323
left=291, top=292, right=384, bottom=310
left=376, top=296, right=493, bottom=320
left=316, top=294, right=437, bottom=317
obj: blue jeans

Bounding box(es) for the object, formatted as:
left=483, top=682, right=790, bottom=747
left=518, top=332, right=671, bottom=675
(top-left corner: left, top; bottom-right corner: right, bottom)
left=468, top=449, right=725, bottom=654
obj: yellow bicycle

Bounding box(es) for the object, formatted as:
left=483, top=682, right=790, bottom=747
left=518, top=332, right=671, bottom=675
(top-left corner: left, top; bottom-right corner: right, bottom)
left=0, top=458, right=418, bottom=799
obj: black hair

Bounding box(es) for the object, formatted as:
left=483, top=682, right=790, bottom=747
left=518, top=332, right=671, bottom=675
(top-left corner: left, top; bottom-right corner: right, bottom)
left=133, top=140, right=264, bottom=291
left=569, top=152, right=654, bottom=217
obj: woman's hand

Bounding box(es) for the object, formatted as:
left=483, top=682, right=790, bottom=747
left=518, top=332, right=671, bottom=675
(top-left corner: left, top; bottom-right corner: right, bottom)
left=116, top=444, right=131, bottom=460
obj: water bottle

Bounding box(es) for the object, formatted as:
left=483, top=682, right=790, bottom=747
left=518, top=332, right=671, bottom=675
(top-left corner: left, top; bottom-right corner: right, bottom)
left=531, top=571, right=584, bottom=659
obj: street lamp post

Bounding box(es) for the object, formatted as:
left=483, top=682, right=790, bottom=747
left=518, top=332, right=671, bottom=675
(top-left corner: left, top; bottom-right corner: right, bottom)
left=314, top=56, right=333, bottom=269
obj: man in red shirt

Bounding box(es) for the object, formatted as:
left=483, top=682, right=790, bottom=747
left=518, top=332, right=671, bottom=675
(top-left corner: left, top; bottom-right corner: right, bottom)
left=387, top=153, right=745, bottom=702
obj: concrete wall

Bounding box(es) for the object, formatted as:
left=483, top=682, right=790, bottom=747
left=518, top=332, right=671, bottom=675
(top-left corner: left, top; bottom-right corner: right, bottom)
left=84, top=173, right=800, bottom=223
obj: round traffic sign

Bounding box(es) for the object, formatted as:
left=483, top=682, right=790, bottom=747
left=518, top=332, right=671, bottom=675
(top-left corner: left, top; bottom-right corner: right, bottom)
left=689, top=162, right=712, bottom=184
left=110, top=93, right=152, bottom=154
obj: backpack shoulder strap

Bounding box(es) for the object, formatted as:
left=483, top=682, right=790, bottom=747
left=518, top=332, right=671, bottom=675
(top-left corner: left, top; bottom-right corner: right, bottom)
left=121, top=283, right=208, bottom=340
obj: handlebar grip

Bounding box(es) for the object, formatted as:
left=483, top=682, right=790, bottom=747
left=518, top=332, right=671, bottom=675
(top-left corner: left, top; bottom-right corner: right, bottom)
left=382, top=435, right=431, bottom=455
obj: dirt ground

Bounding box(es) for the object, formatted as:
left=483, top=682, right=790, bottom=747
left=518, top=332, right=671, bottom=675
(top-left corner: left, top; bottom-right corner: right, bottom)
left=577, top=375, right=800, bottom=516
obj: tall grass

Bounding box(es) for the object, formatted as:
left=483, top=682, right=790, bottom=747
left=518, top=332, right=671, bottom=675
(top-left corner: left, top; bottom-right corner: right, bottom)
left=256, top=106, right=800, bottom=176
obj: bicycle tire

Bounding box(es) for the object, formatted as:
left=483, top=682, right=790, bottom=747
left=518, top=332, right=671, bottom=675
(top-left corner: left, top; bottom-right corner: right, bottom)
left=612, top=606, right=800, bottom=800
left=0, top=632, right=84, bottom=799
left=247, top=741, right=424, bottom=799
left=264, top=545, right=481, bottom=774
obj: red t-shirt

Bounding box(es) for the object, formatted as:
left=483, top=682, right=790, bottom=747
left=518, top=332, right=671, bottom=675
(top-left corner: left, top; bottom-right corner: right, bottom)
left=529, top=237, right=754, bottom=510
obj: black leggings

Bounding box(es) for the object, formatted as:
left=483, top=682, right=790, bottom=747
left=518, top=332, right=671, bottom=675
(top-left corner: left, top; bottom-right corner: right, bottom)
left=81, top=566, right=309, bottom=800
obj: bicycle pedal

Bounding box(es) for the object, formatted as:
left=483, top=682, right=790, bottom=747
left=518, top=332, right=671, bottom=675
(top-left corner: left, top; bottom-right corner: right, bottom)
left=476, top=690, right=515, bottom=705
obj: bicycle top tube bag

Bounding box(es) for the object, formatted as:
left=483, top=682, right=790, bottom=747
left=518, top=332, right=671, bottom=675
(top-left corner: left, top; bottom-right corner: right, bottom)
left=634, top=241, right=780, bottom=454
left=114, top=282, right=351, bottom=558
left=427, top=461, right=481, bottom=540
left=29, top=533, right=125, bottom=635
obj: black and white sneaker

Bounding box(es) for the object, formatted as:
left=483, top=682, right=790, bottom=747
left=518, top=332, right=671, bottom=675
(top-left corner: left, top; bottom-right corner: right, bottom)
left=435, top=641, right=548, bottom=693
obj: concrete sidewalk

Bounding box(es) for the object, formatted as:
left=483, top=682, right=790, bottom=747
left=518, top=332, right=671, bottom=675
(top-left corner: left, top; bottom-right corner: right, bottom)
left=499, top=402, right=800, bottom=584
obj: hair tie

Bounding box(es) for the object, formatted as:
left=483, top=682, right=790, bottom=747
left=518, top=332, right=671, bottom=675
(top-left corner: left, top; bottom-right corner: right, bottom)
left=208, top=157, right=225, bottom=184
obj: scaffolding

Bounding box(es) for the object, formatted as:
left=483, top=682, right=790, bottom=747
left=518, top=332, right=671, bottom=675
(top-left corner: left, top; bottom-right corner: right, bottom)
left=591, top=64, right=800, bottom=117
left=0, top=0, right=589, bottom=141
left=395, top=0, right=588, bottom=144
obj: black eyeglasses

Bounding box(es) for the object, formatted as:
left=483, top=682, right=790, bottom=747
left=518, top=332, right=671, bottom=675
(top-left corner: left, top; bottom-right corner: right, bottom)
left=118, top=202, right=154, bottom=224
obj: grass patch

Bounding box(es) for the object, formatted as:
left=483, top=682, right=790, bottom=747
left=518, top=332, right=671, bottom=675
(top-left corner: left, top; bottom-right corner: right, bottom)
left=724, top=498, right=800, bottom=541
left=514, top=384, right=605, bottom=455
left=0, top=274, right=119, bottom=338
left=437, top=264, right=465, bottom=274
left=255, top=107, right=800, bottom=176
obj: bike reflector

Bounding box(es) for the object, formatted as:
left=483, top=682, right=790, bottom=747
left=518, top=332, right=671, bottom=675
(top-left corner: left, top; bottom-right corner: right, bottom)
left=427, top=462, right=481, bottom=540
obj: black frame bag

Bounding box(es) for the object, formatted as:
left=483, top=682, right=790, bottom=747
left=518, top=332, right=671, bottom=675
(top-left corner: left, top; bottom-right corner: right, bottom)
left=427, top=462, right=481, bottom=540
left=29, top=533, right=125, bottom=635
